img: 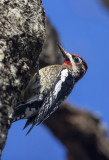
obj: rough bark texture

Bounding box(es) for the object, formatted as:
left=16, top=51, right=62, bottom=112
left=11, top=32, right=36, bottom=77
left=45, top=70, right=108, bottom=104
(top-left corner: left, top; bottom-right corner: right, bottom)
left=39, top=18, right=62, bottom=69
left=0, top=0, right=45, bottom=156
left=1, top=0, right=109, bottom=159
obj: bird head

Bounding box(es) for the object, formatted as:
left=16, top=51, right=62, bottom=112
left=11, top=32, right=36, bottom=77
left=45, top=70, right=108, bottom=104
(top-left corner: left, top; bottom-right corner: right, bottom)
left=58, top=43, right=88, bottom=82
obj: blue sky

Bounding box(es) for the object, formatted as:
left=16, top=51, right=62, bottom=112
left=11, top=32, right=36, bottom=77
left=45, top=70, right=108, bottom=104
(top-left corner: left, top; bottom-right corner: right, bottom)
left=2, top=0, right=109, bottom=160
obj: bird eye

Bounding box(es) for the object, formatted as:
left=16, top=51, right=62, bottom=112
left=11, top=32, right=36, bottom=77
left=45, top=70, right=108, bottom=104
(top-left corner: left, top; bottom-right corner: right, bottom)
left=74, top=57, right=80, bottom=63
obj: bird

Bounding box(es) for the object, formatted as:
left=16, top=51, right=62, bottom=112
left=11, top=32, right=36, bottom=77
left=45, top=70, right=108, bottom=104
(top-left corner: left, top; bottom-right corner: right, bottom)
left=13, top=43, right=88, bottom=135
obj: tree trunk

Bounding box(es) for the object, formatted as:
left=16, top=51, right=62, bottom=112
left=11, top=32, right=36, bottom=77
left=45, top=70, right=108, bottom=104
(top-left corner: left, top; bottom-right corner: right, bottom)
left=0, top=1, right=109, bottom=160
left=0, top=0, right=45, bottom=156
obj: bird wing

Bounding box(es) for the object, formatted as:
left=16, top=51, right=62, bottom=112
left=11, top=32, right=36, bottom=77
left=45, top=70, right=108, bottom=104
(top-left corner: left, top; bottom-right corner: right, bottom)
left=13, top=100, right=43, bottom=122
left=13, top=73, right=42, bottom=122
left=26, top=68, right=75, bottom=135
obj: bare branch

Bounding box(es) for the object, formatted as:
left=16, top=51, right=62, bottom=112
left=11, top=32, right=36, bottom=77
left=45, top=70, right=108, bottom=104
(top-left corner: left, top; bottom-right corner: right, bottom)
left=101, top=0, right=109, bottom=8
left=45, top=103, right=109, bottom=160
left=41, top=20, right=109, bottom=160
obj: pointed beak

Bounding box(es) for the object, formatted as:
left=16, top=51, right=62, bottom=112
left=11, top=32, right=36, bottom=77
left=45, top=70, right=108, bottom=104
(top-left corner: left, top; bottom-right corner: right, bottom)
left=57, top=43, right=69, bottom=59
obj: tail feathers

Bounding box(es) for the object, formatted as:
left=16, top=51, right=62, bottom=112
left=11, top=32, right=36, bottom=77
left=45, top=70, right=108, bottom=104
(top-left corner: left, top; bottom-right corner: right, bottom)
left=26, top=123, right=36, bottom=135
left=23, top=116, right=38, bottom=135
left=23, top=116, right=35, bottom=130
left=22, top=116, right=37, bottom=135
left=13, top=100, right=43, bottom=122
left=13, top=100, right=43, bottom=135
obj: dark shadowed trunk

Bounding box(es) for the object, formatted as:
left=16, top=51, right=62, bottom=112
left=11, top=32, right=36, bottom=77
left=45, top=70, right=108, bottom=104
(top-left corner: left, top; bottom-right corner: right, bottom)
left=0, top=1, right=109, bottom=160
left=0, top=0, right=45, bottom=155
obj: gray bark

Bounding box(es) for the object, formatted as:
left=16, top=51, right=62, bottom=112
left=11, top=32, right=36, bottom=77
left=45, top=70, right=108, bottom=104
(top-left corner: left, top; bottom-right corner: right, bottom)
left=0, top=0, right=45, bottom=156
left=1, top=1, right=109, bottom=160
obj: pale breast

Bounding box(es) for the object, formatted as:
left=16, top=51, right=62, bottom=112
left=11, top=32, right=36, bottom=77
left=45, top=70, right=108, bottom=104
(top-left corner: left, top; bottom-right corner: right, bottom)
left=39, top=65, right=64, bottom=94
left=24, top=65, right=65, bottom=102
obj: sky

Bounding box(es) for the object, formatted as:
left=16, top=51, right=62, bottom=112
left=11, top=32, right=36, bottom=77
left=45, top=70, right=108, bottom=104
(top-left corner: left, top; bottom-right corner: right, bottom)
left=2, top=0, right=109, bottom=160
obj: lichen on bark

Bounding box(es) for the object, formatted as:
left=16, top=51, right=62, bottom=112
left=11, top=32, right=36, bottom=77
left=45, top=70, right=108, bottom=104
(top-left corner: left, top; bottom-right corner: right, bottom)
left=0, top=0, right=45, bottom=156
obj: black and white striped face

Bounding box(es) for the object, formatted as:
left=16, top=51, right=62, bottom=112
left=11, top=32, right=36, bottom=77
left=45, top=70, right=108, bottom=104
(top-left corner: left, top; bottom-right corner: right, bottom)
left=71, top=54, right=88, bottom=72
left=58, top=43, right=88, bottom=80
left=69, top=54, right=88, bottom=81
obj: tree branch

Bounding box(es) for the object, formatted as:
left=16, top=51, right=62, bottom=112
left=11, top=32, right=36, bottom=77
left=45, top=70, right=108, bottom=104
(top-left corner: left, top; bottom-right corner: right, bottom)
left=45, top=103, right=109, bottom=160
left=41, top=19, right=109, bottom=160
left=1, top=1, right=109, bottom=160
left=101, top=0, right=109, bottom=8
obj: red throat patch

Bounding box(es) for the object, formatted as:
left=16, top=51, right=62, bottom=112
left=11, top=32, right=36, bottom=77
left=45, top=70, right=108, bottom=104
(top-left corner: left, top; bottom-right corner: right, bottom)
left=62, top=58, right=72, bottom=70
left=62, top=58, right=72, bottom=66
